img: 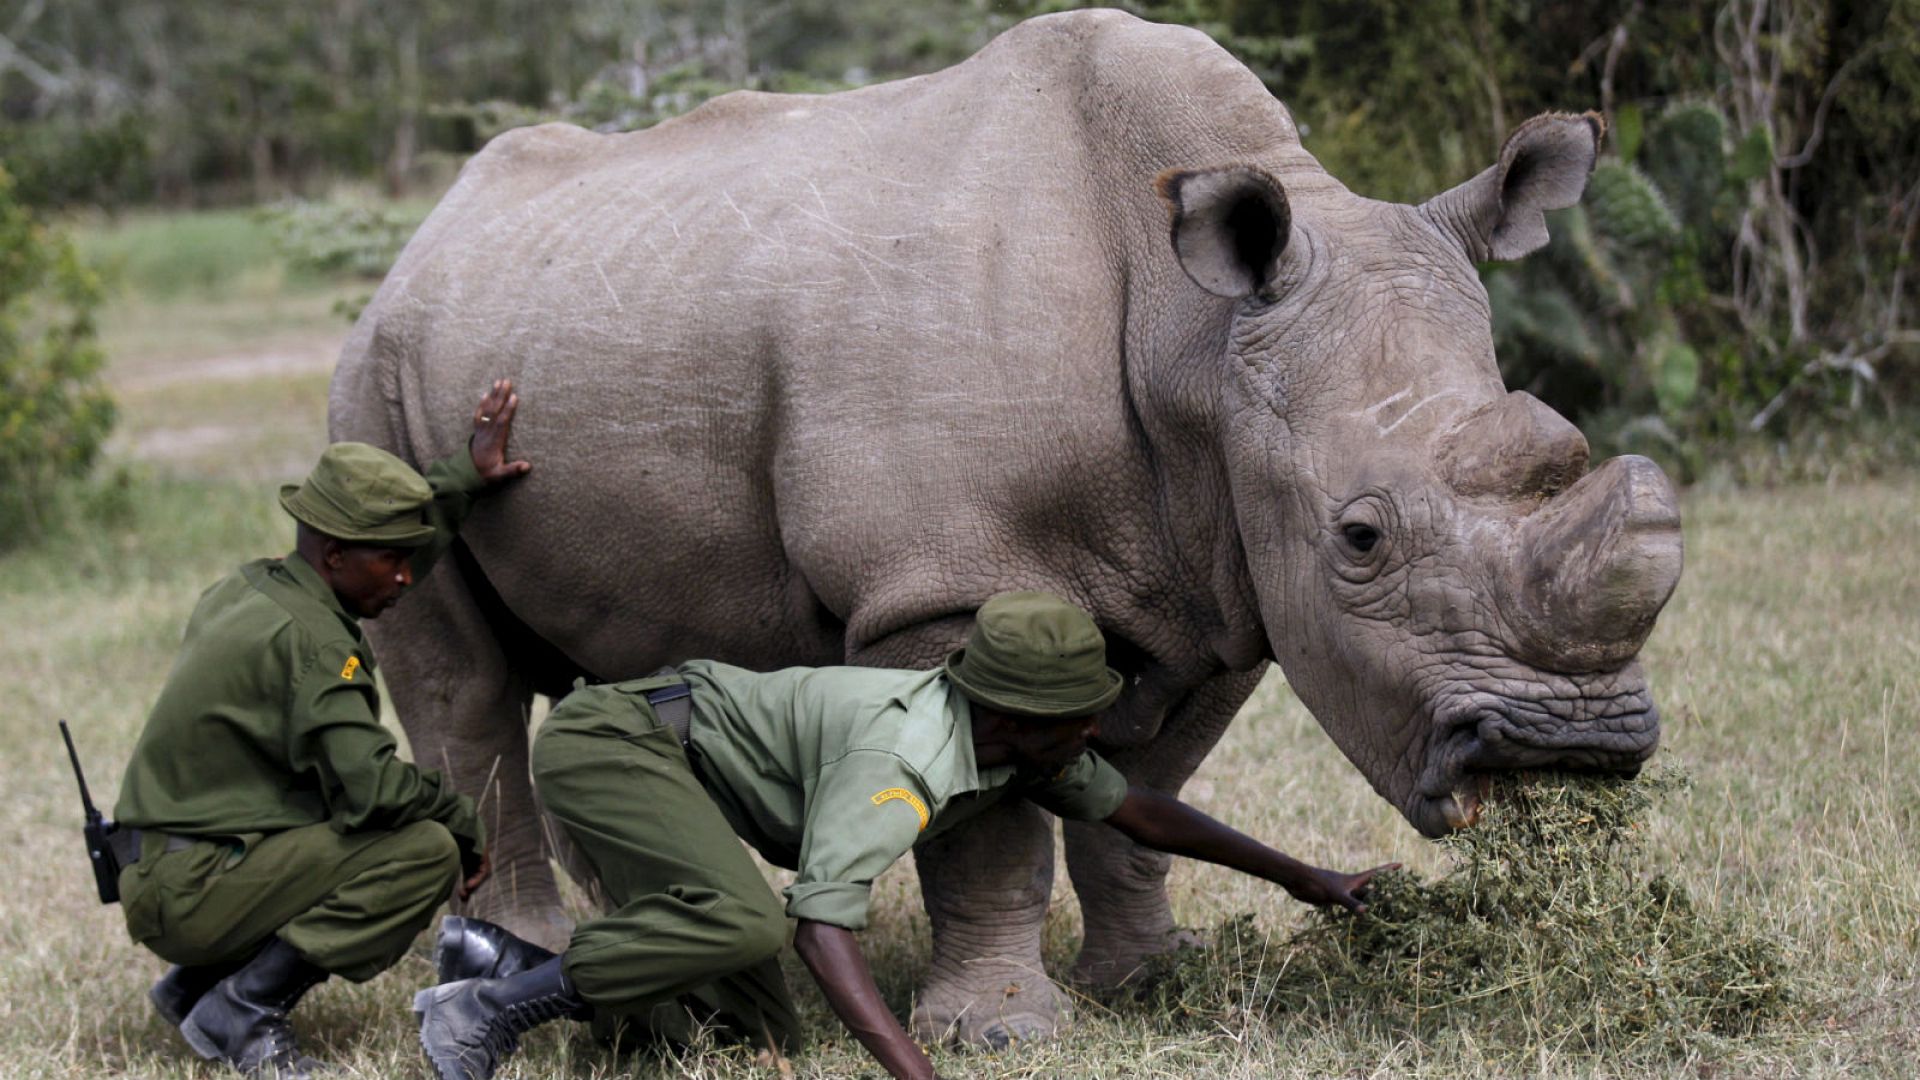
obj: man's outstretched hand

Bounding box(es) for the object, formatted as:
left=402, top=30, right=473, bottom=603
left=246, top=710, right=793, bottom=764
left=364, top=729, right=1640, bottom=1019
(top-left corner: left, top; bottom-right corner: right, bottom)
left=469, top=378, right=532, bottom=485
left=1282, top=861, right=1399, bottom=913
left=1105, top=786, right=1399, bottom=915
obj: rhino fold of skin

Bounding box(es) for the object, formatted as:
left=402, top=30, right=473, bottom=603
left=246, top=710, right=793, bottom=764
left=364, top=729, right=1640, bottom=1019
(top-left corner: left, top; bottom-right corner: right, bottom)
left=330, top=9, right=1683, bottom=1047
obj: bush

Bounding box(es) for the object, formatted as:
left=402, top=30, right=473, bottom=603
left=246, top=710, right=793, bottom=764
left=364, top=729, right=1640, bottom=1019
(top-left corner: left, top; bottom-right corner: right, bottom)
left=0, top=166, right=116, bottom=546
left=260, top=199, right=431, bottom=321
left=262, top=199, right=424, bottom=281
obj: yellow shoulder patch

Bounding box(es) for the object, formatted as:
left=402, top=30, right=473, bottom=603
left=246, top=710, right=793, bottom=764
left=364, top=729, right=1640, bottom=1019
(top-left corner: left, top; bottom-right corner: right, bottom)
left=340, top=655, right=361, bottom=681
left=870, top=787, right=929, bottom=831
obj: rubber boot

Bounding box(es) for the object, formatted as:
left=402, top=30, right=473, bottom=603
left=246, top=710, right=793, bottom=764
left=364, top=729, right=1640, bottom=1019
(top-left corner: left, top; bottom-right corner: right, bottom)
left=415, top=955, right=590, bottom=1080
left=432, top=916, right=556, bottom=984
left=150, top=950, right=254, bottom=1027
left=178, top=937, right=330, bottom=1078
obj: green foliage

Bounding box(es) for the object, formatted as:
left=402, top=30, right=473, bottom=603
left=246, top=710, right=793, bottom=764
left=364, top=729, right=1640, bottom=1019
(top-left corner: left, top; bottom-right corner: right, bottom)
left=1639, top=101, right=1725, bottom=224
left=567, top=69, right=751, bottom=133
left=427, top=101, right=554, bottom=147
left=263, top=201, right=425, bottom=281
left=1587, top=162, right=1680, bottom=250
left=258, top=199, right=430, bottom=321
left=1729, top=124, right=1776, bottom=185
left=0, top=115, right=152, bottom=209
left=1651, top=335, right=1703, bottom=415
left=1613, top=102, right=1645, bottom=164
left=1136, top=767, right=1793, bottom=1063
left=4, top=0, right=1913, bottom=460
left=0, top=168, right=116, bottom=546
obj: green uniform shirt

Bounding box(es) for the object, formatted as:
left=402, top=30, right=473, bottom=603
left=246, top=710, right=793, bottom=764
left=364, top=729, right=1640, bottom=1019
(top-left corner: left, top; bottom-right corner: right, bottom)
left=114, top=452, right=488, bottom=854
left=677, top=660, right=1130, bottom=931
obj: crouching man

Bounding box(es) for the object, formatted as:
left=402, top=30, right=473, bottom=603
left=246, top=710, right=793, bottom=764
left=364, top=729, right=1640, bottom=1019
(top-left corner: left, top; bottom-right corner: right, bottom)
left=113, top=381, right=532, bottom=1078
left=417, top=591, right=1394, bottom=1080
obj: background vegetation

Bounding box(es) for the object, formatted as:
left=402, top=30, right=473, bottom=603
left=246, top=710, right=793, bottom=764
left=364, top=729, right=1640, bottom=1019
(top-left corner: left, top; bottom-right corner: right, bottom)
left=5, top=0, right=1917, bottom=488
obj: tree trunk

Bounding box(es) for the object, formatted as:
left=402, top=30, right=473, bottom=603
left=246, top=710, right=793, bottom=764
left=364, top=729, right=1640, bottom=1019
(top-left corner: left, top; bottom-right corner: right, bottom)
left=385, top=13, right=420, bottom=197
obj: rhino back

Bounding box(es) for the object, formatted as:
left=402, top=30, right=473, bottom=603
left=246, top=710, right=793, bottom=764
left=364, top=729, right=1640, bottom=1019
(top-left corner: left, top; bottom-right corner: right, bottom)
left=331, top=9, right=1322, bottom=675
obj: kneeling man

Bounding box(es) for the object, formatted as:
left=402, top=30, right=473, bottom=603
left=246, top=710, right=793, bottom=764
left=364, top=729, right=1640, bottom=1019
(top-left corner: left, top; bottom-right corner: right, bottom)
left=115, top=381, right=531, bottom=1077
left=417, top=591, right=1392, bottom=1080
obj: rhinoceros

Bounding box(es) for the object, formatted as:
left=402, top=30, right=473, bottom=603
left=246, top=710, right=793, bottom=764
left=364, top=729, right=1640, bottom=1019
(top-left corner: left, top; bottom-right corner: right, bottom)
left=329, top=8, right=1682, bottom=1044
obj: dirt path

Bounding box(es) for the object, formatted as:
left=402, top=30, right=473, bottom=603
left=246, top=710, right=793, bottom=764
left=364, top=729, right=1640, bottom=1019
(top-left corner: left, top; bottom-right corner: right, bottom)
left=111, top=334, right=342, bottom=392
left=105, top=326, right=347, bottom=482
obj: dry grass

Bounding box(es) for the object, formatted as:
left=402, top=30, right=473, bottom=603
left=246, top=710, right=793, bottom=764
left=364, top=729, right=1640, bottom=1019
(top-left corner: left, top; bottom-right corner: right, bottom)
left=1134, top=767, right=1792, bottom=1070
left=2, top=254, right=1915, bottom=1075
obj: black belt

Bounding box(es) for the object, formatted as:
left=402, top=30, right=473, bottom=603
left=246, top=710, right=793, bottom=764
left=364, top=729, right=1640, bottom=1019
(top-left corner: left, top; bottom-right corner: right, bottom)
left=114, top=828, right=201, bottom=866
left=642, top=677, right=694, bottom=747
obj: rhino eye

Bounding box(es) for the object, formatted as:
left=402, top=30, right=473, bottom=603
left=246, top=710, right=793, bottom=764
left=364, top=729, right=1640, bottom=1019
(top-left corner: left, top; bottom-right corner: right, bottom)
left=1342, top=523, right=1381, bottom=554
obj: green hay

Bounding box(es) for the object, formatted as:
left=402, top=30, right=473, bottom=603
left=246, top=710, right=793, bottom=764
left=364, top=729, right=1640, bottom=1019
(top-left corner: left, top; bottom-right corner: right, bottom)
left=1138, top=766, right=1794, bottom=1062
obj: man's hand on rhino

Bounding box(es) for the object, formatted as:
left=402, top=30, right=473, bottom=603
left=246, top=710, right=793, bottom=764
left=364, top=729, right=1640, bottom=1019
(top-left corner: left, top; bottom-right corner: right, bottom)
left=457, top=849, right=492, bottom=902
left=1280, top=861, right=1399, bottom=913
left=469, top=378, right=532, bottom=485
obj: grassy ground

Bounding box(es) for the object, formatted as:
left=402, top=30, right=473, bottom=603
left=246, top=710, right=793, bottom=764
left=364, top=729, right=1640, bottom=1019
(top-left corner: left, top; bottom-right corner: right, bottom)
left=1, top=209, right=1914, bottom=1077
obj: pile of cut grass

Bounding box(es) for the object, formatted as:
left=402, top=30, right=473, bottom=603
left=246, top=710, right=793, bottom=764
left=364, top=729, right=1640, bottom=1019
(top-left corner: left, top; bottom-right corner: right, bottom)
left=1137, top=766, right=1793, bottom=1063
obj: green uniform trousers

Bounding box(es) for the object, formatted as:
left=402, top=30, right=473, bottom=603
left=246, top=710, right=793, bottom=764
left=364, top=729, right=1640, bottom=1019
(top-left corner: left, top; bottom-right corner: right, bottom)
left=119, top=819, right=460, bottom=983
left=531, top=691, right=802, bottom=1053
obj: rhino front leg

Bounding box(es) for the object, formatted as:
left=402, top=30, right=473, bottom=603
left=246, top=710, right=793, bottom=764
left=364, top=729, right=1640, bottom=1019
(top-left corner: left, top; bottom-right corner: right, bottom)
left=1065, top=666, right=1265, bottom=987
left=908, top=803, right=1061, bottom=1047
left=366, top=556, right=572, bottom=953
left=846, top=621, right=1063, bottom=1046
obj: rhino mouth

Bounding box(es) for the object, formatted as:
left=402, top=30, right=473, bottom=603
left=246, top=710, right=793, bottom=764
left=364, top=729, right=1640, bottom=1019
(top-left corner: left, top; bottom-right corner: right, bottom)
left=1409, top=689, right=1660, bottom=837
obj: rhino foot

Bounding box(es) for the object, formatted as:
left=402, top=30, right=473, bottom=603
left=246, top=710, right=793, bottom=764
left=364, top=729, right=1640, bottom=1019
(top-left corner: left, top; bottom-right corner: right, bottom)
left=1071, top=925, right=1202, bottom=989
left=910, top=959, right=1067, bottom=1048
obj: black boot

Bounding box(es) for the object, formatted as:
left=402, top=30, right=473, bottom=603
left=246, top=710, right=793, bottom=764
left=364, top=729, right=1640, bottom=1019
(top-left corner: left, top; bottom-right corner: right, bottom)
left=178, top=937, right=330, bottom=1078
left=415, top=955, right=590, bottom=1080
left=432, top=916, right=556, bottom=984
left=150, top=951, right=254, bottom=1027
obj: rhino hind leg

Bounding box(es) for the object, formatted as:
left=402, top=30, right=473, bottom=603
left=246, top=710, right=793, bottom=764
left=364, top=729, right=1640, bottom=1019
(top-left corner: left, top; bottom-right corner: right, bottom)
left=365, top=545, right=574, bottom=953
left=1065, top=667, right=1265, bottom=988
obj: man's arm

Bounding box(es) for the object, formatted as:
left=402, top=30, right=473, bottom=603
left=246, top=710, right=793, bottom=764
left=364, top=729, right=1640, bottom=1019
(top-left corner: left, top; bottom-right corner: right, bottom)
left=1103, top=786, right=1395, bottom=911
left=292, top=647, right=486, bottom=876
left=793, top=920, right=937, bottom=1080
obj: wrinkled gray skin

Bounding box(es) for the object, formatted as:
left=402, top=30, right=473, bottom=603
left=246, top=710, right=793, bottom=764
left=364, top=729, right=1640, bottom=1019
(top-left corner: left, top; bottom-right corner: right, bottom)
left=330, top=10, right=1682, bottom=1046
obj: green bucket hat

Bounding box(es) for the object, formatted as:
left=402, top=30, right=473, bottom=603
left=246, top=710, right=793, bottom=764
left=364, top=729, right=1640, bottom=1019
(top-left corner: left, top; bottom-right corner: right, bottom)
left=944, top=591, right=1124, bottom=719
left=278, top=442, right=437, bottom=547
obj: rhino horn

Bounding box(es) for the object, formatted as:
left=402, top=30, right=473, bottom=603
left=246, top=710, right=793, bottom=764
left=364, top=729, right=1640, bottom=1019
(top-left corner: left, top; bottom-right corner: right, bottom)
left=1437, top=391, right=1590, bottom=500
left=1501, top=454, right=1684, bottom=672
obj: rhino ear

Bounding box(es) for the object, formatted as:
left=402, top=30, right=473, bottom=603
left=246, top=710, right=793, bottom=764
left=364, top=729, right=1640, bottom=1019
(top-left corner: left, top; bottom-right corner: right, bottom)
left=1155, top=165, right=1292, bottom=299
left=1421, top=112, right=1603, bottom=262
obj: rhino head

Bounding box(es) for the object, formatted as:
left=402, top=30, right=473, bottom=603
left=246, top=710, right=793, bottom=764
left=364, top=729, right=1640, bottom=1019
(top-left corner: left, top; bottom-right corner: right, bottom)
left=1158, top=113, right=1682, bottom=837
